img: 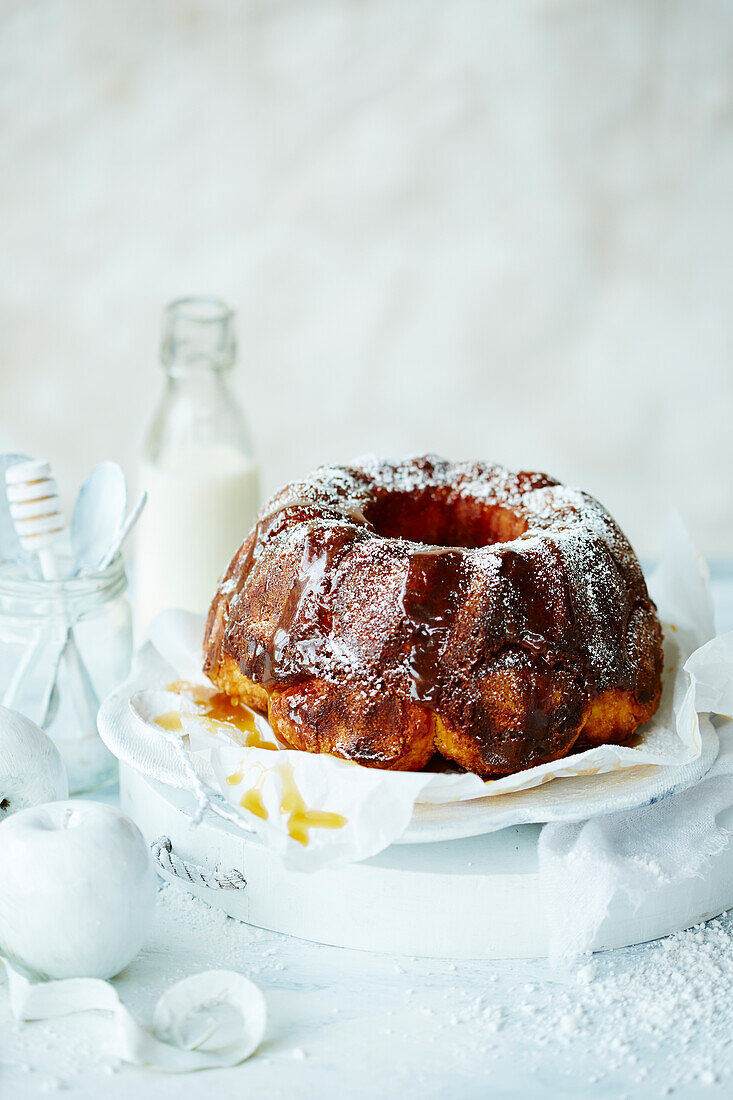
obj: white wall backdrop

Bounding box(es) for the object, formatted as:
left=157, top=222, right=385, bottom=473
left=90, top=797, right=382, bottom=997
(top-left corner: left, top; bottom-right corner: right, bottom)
left=1, top=0, right=732, bottom=558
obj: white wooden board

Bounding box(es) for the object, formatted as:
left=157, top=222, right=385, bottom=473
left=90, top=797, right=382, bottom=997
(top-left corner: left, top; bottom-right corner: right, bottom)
left=121, top=762, right=733, bottom=959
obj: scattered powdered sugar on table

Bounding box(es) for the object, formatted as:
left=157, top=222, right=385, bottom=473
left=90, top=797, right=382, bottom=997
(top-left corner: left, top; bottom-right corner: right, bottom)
left=4, top=882, right=733, bottom=1094
left=406, top=914, right=733, bottom=1094
left=154, top=877, right=242, bottom=939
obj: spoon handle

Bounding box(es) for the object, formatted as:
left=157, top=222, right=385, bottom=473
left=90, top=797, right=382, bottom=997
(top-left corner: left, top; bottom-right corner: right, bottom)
left=57, top=629, right=100, bottom=736
left=98, top=491, right=147, bottom=570
left=2, top=624, right=66, bottom=724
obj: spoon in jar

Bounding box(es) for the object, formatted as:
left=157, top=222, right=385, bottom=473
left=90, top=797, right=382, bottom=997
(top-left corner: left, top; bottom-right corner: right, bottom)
left=45, top=477, right=144, bottom=734
left=4, top=460, right=98, bottom=730
left=97, top=489, right=147, bottom=570
left=70, top=462, right=147, bottom=573
left=70, top=462, right=127, bottom=574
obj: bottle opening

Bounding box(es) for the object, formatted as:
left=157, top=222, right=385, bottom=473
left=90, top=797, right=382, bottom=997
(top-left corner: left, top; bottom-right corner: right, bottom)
left=161, top=296, right=236, bottom=372
left=167, top=296, right=233, bottom=324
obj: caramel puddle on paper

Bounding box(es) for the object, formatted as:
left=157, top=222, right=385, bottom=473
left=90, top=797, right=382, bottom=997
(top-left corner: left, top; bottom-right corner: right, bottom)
left=234, top=767, right=269, bottom=821
left=156, top=712, right=185, bottom=732
left=155, top=680, right=277, bottom=751
left=158, top=682, right=346, bottom=845
left=278, top=761, right=347, bottom=846
left=228, top=762, right=347, bottom=846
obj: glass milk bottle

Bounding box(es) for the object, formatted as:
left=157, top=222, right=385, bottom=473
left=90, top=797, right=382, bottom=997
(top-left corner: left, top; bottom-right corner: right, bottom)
left=136, top=297, right=260, bottom=634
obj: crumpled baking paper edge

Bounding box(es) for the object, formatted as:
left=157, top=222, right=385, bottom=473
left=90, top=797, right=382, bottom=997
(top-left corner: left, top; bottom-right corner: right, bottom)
left=0, top=956, right=266, bottom=1073
left=110, top=515, right=733, bottom=870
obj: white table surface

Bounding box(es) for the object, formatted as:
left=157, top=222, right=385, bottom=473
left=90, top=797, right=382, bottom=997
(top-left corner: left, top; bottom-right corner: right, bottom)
left=2, top=566, right=732, bottom=1100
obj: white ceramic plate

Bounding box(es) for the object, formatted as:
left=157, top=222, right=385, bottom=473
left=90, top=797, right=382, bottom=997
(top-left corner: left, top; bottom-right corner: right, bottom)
left=400, top=720, right=718, bottom=843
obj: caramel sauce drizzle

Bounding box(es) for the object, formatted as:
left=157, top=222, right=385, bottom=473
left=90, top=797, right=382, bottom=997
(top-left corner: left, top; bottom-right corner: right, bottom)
left=278, top=761, right=347, bottom=846
left=156, top=682, right=346, bottom=845
left=236, top=767, right=269, bottom=820
left=226, top=761, right=346, bottom=846
left=155, top=711, right=185, bottom=732
left=155, top=680, right=277, bottom=751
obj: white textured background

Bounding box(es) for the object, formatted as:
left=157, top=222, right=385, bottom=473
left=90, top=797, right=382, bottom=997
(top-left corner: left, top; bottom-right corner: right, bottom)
left=1, top=0, right=732, bottom=558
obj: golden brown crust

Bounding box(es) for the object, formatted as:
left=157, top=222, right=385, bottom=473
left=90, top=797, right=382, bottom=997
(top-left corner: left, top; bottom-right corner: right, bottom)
left=433, top=659, right=586, bottom=776
left=203, top=456, right=665, bottom=778
left=268, top=680, right=436, bottom=771
left=208, top=654, right=270, bottom=714
left=579, top=684, right=663, bottom=747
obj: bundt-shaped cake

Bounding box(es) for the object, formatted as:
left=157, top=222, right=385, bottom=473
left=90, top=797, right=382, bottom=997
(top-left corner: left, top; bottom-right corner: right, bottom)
left=203, top=456, right=664, bottom=778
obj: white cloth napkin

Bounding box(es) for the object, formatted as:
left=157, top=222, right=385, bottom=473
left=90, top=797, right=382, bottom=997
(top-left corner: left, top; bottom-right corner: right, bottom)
left=538, top=720, right=733, bottom=964
left=0, top=958, right=266, bottom=1072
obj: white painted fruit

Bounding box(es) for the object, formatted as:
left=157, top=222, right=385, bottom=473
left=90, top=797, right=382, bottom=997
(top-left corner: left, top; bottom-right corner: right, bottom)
left=0, top=800, right=157, bottom=979
left=0, top=705, right=68, bottom=817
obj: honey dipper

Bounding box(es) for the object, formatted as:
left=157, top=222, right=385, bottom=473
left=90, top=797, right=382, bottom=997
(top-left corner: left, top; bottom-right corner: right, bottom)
left=4, top=460, right=99, bottom=731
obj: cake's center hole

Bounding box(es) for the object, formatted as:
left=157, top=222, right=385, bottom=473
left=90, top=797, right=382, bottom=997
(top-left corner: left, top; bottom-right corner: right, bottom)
left=365, top=490, right=526, bottom=549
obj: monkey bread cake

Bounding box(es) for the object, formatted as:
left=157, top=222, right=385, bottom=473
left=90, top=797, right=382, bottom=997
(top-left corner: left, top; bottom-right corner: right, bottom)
left=203, top=456, right=664, bottom=778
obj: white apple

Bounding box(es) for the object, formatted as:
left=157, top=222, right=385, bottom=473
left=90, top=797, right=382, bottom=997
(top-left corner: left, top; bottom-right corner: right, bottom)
left=0, top=800, right=157, bottom=979
left=0, top=705, right=68, bottom=817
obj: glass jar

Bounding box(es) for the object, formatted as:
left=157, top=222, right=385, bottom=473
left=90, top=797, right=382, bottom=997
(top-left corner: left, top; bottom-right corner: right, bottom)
left=0, top=554, right=131, bottom=794
left=136, top=297, right=260, bottom=634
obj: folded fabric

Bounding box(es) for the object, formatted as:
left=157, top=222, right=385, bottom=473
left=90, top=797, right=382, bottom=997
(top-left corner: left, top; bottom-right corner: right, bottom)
left=0, top=959, right=266, bottom=1072
left=539, top=720, right=733, bottom=963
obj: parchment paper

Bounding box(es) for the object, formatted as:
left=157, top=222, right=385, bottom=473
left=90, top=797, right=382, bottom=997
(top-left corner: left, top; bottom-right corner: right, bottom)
left=118, top=516, right=733, bottom=870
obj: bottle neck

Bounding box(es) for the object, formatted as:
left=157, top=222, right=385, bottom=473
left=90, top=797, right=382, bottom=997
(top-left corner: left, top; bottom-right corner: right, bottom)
left=144, top=297, right=254, bottom=465
left=150, top=367, right=239, bottom=459
left=161, top=296, right=236, bottom=376
left=164, top=362, right=233, bottom=392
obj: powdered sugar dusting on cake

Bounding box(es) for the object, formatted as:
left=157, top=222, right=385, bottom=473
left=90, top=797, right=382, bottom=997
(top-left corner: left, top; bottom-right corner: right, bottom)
left=205, top=456, right=662, bottom=774
left=218, top=456, right=651, bottom=689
